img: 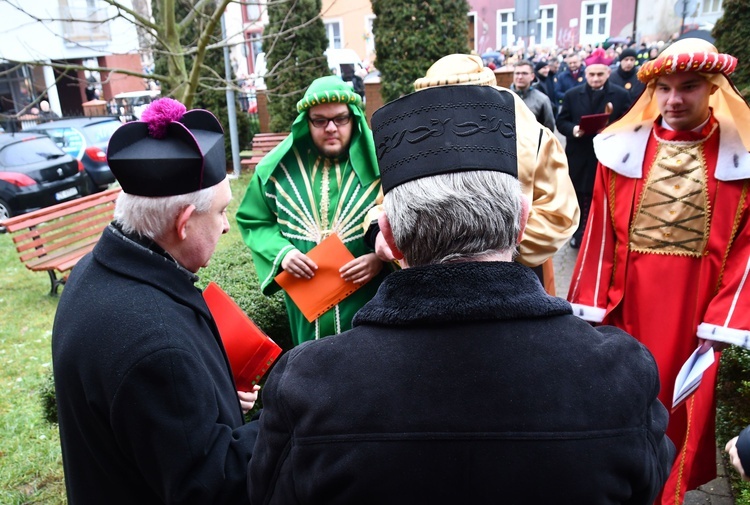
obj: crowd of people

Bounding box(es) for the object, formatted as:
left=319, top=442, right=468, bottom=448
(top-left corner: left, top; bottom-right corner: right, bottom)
left=48, top=35, right=750, bottom=505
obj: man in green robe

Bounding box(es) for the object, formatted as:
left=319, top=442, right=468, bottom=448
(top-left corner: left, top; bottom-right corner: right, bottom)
left=236, top=76, right=388, bottom=346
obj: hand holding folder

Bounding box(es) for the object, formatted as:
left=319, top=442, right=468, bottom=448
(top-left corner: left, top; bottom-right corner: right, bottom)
left=275, top=234, right=366, bottom=323
left=578, top=112, right=610, bottom=135
left=203, top=282, right=282, bottom=391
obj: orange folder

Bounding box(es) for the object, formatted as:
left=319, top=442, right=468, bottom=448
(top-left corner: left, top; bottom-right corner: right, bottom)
left=275, top=233, right=365, bottom=323
left=203, top=282, right=282, bottom=390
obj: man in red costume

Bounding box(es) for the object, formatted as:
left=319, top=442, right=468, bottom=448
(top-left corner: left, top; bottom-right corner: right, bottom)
left=567, top=38, right=750, bottom=505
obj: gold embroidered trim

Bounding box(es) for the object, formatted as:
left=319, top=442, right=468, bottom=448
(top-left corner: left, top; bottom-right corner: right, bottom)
left=629, top=134, right=713, bottom=256
left=674, top=396, right=694, bottom=504
left=716, top=181, right=749, bottom=294
left=320, top=158, right=331, bottom=236
left=609, top=172, right=619, bottom=288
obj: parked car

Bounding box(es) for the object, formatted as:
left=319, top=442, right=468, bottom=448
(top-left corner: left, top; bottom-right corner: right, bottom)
left=0, top=132, right=86, bottom=220
left=253, top=49, right=367, bottom=90
left=324, top=48, right=367, bottom=86
left=26, top=117, right=122, bottom=193
left=113, top=90, right=161, bottom=121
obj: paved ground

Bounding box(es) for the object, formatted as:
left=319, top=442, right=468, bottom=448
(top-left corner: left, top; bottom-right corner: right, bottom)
left=552, top=241, right=734, bottom=504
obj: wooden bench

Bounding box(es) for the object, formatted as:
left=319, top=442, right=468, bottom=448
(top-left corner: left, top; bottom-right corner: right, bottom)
left=1, top=187, right=121, bottom=295
left=241, top=132, right=289, bottom=171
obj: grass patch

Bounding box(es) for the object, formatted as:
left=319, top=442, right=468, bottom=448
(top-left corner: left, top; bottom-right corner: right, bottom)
left=0, top=169, right=288, bottom=502
left=0, top=226, right=67, bottom=503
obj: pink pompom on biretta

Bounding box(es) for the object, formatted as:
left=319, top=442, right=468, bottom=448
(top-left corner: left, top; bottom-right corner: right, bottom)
left=141, top=97, right=187, bottom=139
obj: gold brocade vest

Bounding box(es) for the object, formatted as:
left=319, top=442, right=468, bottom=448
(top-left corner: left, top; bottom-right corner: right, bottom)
left=629, top=124, right=717, bottom=256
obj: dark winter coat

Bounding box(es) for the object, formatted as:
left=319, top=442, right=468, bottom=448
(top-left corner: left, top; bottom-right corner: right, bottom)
left=555, top=67, right=585, bottom=103
left=609, top=66, right=646, bottom=101
left=248, top=261, right=674, bottom=505
left=534, top=71, right=557, bottom=114
left=556, top=81, right=632, bottom=198
left=53, top=224, right=259, bottom=505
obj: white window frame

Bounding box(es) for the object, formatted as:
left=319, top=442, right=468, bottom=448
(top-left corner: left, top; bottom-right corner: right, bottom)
left=245, top=0, right=262, bottom=22
left=468, top=11, right=478, bottom=53
left=364, top=14, right=376, bottom=56
left=324, top=18, right=344, bottom=50
left=536, top=5, right=557, bottom=47
left=496, top=9, right=516, bottom=49
left=579, top=0, right=611, bottom=46
left=60, top=0, right=111, bottom=43
left=700, top=0, right=722, bottom=14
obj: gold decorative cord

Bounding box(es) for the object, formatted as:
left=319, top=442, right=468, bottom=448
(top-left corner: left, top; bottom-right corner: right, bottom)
left=630, top=137, right=711, bottom=256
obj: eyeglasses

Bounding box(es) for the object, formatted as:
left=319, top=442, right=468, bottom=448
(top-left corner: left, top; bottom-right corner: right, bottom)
left=309, top=114, right=351, bottom=128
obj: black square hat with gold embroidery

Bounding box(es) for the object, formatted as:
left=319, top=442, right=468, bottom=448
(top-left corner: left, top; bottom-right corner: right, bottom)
left=370, top=85, right=518, bottom=194
left=107, top=98, right=226, bottom=197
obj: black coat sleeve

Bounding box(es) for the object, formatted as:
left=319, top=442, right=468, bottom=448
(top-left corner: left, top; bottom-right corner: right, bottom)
left=737, top=425, right=750, bottom=476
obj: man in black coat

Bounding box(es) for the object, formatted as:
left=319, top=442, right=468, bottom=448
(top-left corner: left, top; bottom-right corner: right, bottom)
left=533, top=59, right=557, bottom=119
left=609, top=48, right=646, bottom=101
left=555, top=52, right=585, bottom=105
left=52, top=98, right=259, bottom=504
left=248, top=84, right=674, bottom=505
left=556, top=63, right=632, bottom=247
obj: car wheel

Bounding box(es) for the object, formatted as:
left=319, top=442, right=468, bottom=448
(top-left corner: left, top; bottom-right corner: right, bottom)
left=82, top=172, right=99, bottom=195
left=0, top=198, right=12, bottom=221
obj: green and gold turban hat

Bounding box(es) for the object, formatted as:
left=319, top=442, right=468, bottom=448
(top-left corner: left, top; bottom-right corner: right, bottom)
left=296, top=76, right=363, bottom=113
left=255, top=75, right=378, bottom=187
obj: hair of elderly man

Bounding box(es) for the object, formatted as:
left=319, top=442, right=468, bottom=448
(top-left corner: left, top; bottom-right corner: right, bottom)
left=384, top=171, right=522, bottom=266
left=114, top=185, right=218, bottom=240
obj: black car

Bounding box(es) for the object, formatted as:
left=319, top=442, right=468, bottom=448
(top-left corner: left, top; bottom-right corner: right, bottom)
left=0, top=132, right=86, bottom=220
left=27, top=117, right=122, bottom=193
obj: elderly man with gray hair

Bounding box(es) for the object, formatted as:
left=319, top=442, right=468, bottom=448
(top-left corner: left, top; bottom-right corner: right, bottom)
left=248, top=84, right=674, bottom=504
left=52, top=98, right=259, bottom=505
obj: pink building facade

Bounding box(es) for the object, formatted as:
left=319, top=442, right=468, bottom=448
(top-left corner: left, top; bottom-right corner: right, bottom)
left=469, top=0, right=637, bottom=52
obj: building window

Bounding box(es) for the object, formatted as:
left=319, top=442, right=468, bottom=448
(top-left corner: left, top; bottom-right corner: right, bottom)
left=365, top=15, right=376, bottom=57
left=580, top=1, right=610, bottom=45
left=245, top=1, right=262, bottom=22
left=468, top=11, right=477, bottom=53
left=59, top=0, right=111, bottom=43
left=496, top=9, right=516, bottom=49
left=535, top=6, right=556, bottom=47
left=324, top=20, right=343, bottom=50
left=701, top=0, right=722, bottom=13
left=247, top=32, right=263, bottom=70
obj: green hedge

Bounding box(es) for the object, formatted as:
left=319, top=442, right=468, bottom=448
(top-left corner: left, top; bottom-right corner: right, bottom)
left=717, top=347, right=750, bottom=503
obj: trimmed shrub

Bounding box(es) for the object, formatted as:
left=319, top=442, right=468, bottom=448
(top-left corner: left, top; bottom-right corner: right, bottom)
left=264, top=0, right=330, bottom=132
left=372, top=0, right=471, bottom=103
left=717, top=346, right=750, bottom=502
left=713, top=0, right=750, bottom=94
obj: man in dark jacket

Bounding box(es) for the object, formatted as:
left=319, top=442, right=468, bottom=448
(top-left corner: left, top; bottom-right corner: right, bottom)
left=555, top=52, right=585, bottom=104
left=248, top=84, right=674, bottom=505
left=609, top=47, right=646, bottom=101
left=556, top=63, right=632, bottom=247
left=52, top=98, right=259, bottom=504
left=511, top=60, right=555, bottom=130
left=533, top=59, right=557, bottom=119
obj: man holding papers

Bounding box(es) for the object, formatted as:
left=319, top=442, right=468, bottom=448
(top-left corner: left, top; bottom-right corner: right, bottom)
left=236, top=76, right=388, bottom=345
left=567, top=38, right=750, bottom=505
left=556, top=58, right=631, bottom=248
left=248, top=84, right=674, bottom=505
left=52, top=98, right=259, bottom=504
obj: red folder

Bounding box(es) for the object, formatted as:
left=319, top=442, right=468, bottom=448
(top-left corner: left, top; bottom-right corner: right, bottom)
left=203, top=282, right=282, bottom=390
left=578, top=112, right=610, bottom=134
left=275, top=233, right=365, bottom=323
